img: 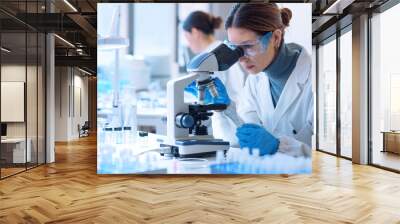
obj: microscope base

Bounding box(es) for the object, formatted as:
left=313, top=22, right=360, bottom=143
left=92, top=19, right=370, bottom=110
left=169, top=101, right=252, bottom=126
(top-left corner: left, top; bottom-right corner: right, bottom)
left=163, top=139, right=230, bottom=157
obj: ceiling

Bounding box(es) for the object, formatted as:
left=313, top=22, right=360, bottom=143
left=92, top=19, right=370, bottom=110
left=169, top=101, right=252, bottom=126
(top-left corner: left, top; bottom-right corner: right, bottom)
left=0, top=0, right=396, bottom=75
left=0, top=0, right=98, bottom=74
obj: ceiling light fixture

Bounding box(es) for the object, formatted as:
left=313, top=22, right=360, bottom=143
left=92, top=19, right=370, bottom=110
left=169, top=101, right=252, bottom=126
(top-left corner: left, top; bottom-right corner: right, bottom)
left=78, top=67, right=93, bottom=76
left=54, top=34, right=75, bottom=48
left=1, top=47, right=11, bottom=53
left=63, top=0, right=78, bottom=12
left=323, top=0, right=354, bottom=15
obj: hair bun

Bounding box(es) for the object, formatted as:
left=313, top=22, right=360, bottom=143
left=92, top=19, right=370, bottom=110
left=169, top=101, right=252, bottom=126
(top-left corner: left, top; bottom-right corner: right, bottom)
left=280, top=8, right=292, bottom=27
left=211, top=16, right=222, bottom=29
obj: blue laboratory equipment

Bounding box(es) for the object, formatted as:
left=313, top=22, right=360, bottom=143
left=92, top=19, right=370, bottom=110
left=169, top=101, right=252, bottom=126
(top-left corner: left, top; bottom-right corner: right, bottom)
left=210, top=148, right=312, bottom=174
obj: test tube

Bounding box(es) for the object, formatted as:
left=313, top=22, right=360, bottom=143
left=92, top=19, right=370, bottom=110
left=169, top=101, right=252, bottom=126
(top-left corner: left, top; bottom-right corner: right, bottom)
left=104, top=127, right=113, bottom=144
left=216, top=150, right=224, bottom=164
left=114, top=127, right=123, bottom=144
left=123, top=126, right=132, bottom=144
left=252, top=149, right=260, bottom=157
left=138, top=131, right=149, bottom=145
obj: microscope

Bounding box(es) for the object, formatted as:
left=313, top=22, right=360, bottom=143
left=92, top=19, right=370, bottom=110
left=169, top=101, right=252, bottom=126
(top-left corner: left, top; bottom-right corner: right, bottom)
left=165, top=43, right=244, bottom=157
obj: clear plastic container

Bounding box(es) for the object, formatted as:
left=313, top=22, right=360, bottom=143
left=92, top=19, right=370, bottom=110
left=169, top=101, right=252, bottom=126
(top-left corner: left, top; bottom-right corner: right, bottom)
left=123, top=126, right=136, bottom=144
left=137, top=131, right=148, bottom=146
left=104, top=127, right=113, bottom=144
left=121, top=87, right=137, bottom=144
left=114, top=127, right=123, bottom=144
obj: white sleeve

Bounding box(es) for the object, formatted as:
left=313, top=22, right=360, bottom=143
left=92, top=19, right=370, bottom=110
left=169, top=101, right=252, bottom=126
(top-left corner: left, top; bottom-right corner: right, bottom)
left=212, top=104, right=240, bottom=147
left=237, top=76, right=262, bottom=124
left=212, top=76, right=261, bottom=138
left=224, top=64, right=246, bottom=106
left=211, top=69, right=256, bottom=147
left=277, top=136, right=311, bottom=157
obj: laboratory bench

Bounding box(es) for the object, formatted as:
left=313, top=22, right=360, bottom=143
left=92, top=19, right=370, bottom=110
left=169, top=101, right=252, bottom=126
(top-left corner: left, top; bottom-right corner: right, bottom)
left=97, top=132, right=312, bottom=175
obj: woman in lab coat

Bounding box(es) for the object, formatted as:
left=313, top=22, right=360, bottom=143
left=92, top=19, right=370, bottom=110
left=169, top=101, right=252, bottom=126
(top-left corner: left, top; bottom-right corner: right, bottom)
left=182, top=11, right=246, bottom=143
left=212, top=3, right=313, bottom=157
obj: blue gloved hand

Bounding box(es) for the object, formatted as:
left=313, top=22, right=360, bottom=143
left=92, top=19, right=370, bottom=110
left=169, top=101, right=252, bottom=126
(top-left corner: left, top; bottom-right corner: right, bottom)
left=184, top=77, right=230, bottom=105
left=236, top=123, right=280, bottom=156
left=184, top=80, right=199, bottom=97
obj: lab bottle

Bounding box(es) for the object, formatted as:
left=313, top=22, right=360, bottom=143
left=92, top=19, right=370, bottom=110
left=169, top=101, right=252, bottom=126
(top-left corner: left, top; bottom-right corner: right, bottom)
left=123, top=126, right=135, bottom=144
left=114, top=127, right=123, bottom=144
left=126, top=104, right=137, bottom=144
left=121, top=87, right=138, bottom=144
left=104, top=126, right=113, bottom=145
left=109, top=105, right=123, bottom=144
left=138, top=131, right=148, bottom=146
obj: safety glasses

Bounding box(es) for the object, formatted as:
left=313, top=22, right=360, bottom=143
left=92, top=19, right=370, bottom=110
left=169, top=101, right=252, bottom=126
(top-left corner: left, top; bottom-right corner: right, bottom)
left=224, top=32, right=272, bottom=57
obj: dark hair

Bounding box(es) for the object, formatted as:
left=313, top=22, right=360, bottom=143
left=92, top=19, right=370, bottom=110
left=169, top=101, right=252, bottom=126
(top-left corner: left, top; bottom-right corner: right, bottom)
left=225, top=3, right=292, bottom=36
left=182, top=11, right=222, bottom=35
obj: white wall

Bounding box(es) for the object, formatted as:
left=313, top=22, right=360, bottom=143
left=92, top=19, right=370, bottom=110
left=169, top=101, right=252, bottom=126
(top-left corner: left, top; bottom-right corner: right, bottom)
left=133, top=3, right=176, bottom=58
left=278, top=3, right=312, bottom=54
left=1, top=65, right=26, bottom=81
left=1, top=65, right=36, bottom=138
left=55, top=67, right=89, bottom=141
left=72, top=74, right=89, bottom=138
left=210, top=3, right=234, bottom=41
left=1, top=65, right=26, bottom=139
left=55, top=67, right=69, bottom=141
left=1, top=64, right=46, bottom=163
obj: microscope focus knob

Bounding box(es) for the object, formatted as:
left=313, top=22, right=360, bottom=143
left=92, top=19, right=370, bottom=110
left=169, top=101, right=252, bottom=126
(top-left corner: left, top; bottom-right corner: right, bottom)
left=176, top=113, right=195, bottom=129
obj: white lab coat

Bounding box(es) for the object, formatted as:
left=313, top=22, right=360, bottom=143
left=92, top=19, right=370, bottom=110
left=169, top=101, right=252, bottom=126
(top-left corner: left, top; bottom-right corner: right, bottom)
left=215, top=46, right=313, bottom=157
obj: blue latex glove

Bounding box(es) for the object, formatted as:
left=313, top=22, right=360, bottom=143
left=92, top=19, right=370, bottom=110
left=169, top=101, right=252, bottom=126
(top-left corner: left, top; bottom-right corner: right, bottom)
left=184, top=80, right=198, bottom=97
left=236, top=123, right=280, bottom=156
left=184, top=77, right=230, bottom=105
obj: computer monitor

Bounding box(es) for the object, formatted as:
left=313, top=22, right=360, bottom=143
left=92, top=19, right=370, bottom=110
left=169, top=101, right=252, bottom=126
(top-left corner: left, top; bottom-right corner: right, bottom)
left=1, top=123, right=7, bottom=137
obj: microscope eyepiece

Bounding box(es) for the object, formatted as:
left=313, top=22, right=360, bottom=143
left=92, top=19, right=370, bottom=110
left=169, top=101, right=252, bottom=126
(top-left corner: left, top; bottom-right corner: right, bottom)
left=233, top=46, right=244, bottom=58
left=212, top=44, right=243, bottom=71
left=186, top=43, right=243, bottom=73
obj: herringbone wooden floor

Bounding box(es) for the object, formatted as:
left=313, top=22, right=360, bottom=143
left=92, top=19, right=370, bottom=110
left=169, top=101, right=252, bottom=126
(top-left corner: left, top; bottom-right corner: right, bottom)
left=1, top=135, right=400, bottom=224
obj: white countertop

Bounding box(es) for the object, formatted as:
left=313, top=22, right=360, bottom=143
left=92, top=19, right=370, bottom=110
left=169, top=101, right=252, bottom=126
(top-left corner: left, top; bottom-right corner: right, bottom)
left=97, top=133, right=312, bottom=175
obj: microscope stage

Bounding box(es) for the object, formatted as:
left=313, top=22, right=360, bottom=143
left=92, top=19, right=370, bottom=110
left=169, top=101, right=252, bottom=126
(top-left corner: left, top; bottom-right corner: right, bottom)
left=174, top=139, right=229, bottom=157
